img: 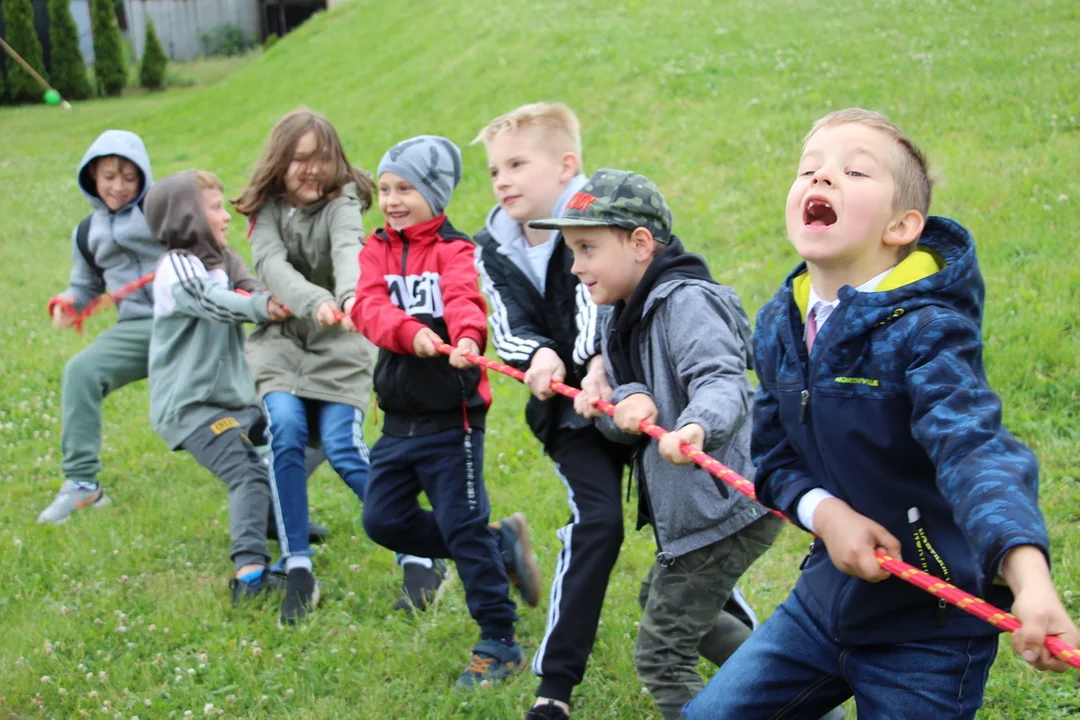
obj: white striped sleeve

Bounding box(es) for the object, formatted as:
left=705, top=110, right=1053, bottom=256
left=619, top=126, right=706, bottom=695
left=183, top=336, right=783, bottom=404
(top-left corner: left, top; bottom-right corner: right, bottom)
left=572, top=281, right=600, bottom=366
left=168, top=253, right=260, bottom=323
left=474, top=245, right=540, bottom=363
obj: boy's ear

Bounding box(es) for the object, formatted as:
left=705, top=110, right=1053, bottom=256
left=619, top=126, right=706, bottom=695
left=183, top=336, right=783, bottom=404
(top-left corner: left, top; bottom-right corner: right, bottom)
left=630, top=227, right=656, bottom=262
left=559, top=152, right=580, bottom=184
left=883, top=209, right=925, bottom=250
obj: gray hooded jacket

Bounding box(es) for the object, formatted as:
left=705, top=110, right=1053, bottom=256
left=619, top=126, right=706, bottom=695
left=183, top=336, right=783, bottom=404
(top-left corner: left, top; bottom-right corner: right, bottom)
left=597, top=278, right=771, bottom=558
left=146, top=171, right=271, bottom=449
left=64, top=130, right=159, bottom=321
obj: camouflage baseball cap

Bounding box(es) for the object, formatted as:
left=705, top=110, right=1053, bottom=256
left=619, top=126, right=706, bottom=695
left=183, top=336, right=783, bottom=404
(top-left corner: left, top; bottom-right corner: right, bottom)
left=528, top=168, right=673, bottom=243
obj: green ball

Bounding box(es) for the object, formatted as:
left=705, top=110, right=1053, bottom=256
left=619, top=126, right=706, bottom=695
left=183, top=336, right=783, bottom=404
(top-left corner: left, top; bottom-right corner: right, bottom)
left=44, top=89, right=61, bottom=106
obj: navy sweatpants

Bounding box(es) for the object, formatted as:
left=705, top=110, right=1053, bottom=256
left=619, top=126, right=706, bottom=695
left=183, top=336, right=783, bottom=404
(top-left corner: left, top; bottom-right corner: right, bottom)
left=362, top=427, right=517, bottom=639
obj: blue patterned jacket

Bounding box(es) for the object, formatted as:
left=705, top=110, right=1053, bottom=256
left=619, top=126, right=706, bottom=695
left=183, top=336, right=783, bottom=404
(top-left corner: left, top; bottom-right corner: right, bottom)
left=752, top=216, right=1049, bottom=644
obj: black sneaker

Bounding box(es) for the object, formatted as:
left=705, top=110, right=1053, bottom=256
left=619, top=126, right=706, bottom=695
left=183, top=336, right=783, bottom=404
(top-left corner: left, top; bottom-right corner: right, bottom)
left=496, top=513, right=542, bottom=607
left=228, top=568, right=283, bottom=606
left=279, top=568, right=320, bottom=627
left=526, top=701, right=570, bottom=720
left=393, top=559, right=449, bottom=612
left=266, top=517, right=330, bottom=545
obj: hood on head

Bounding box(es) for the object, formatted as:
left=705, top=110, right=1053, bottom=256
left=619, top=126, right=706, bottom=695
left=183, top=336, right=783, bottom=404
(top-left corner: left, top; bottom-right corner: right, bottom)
left=144, top=170, right=224, bottom=270
left=77, top=130, right=154, bottom=211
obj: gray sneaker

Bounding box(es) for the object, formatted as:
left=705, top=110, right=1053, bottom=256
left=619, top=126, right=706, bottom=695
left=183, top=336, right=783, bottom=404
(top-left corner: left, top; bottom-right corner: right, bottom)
left=37, top=481, right=112, bottom=524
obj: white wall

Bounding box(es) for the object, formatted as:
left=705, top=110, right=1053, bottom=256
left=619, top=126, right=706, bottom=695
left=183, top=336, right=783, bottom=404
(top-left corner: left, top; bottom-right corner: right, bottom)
left=69, top=0, right=94, bottom=64
left=124, top=0, right=261, bottom=62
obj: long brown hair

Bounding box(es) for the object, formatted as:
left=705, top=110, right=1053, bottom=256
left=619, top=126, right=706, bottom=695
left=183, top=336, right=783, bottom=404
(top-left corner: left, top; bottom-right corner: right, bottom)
left=232, top=108, right=374, bottom=216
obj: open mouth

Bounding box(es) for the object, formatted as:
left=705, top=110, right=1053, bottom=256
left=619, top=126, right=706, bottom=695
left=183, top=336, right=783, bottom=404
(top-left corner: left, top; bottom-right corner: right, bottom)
left=803, top=197, right=837, bottom=228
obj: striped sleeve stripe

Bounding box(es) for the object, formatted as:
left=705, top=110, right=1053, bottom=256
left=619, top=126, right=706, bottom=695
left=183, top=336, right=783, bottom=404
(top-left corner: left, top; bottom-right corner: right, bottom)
left=474, top=246, right=538, bottom=362
left=572, top=282, right=598, bottom=365
left=170, top=254, right=250, bottom=323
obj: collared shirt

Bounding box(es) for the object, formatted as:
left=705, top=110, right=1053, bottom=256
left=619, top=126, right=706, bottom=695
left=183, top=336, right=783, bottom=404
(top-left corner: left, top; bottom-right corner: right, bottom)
left=803, top=267, right=894, bottom=342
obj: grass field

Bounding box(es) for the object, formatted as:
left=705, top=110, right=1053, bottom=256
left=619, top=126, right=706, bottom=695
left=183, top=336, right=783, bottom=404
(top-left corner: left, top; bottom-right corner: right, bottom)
left=1, top=0, right=1079, bottom=717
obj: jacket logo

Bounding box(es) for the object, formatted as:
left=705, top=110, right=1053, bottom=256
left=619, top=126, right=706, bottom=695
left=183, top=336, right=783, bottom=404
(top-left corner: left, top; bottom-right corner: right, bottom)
left=874, top=307, right=905, bottom=328
left=834, top=376, right=880, bottom=387
left=210, top=417, right=240, bottom=435
left=566, top=192, right=598, bottom=212
left=385, top=272, right=444, bottom=318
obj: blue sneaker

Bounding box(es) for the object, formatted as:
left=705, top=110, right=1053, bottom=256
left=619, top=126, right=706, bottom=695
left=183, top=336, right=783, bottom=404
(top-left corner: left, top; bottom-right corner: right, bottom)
left=496, top=513, right=542, bottom=607
left=228, top=568, right=282, bottom=605
left=456, top=638, right=525, bottom=688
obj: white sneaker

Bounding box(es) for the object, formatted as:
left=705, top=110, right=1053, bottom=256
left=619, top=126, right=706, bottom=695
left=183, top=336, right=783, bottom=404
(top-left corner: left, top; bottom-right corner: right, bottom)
left=726, top=584, right=760, bottom=630
left=37, top=481, right=111, bottom=524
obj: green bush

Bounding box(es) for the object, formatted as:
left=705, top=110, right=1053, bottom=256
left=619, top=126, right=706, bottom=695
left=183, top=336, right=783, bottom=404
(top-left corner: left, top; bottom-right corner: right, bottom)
left=47, top=0, right=92, bottom=100
left=263, top=33, right=279, bottom=50
left=139, top=19, right=168, bottom=90
left=90, top=0, right=126, bottom=96
left=200, top=23, right=253, bottom=57
left=3, top=0, right=49, bottom=104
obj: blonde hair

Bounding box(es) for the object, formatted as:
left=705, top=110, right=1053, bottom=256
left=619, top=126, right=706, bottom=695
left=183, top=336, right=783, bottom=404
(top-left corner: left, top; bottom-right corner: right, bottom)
left=195, top=170, right=223, bottom=192
left=232, top=107, right=374, bottom=217
left=807, top=108, right=931, bottom=259
left=473, top=102, right=582, bottom=160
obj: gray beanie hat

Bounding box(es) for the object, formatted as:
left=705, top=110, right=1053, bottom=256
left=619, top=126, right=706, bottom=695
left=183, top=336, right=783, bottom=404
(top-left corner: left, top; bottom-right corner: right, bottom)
left=377, top=135, right=462, bottom=216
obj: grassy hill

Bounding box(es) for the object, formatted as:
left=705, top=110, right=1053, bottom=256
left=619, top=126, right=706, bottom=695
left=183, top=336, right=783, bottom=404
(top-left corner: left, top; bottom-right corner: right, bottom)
left=1, top=0, right=1078, bottom=716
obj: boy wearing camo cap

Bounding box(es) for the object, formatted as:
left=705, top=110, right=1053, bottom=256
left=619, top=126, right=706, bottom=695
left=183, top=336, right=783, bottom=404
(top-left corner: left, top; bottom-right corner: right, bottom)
left=531, top=169, right=787, bottom=719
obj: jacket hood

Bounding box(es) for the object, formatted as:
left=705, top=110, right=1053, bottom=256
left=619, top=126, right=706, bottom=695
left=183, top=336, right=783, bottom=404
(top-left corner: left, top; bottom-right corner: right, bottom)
left=145, top=170, right=225, bottom=271
left=77, top=130, right=154, bottom=211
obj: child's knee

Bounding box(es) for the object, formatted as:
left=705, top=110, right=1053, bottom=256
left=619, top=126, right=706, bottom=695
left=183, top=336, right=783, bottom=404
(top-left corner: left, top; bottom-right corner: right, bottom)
left=63, top=351, right=101, bottom=386
left=362, top=508, right=404, bottom=546
left=586, top=506, right=625, bottom=543
left=266, top=414, right=307, bottom=450
left=320, top=435, right=365, bottom=470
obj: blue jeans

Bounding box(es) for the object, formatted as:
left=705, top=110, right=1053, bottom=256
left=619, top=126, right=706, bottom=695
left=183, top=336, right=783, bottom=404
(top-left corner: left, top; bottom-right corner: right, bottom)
left=683, top=592, right=997, bottom=720
left=263, top=392, right=369, bottom=558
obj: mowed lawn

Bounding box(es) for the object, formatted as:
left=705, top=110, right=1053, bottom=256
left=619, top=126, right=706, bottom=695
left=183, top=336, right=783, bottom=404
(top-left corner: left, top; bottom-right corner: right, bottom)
left=1, top=0, right=1078, bottom=717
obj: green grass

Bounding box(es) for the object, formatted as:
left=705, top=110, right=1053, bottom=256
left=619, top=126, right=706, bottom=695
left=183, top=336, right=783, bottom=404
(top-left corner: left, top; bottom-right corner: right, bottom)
left=1, top=0, right=1079, bottom=716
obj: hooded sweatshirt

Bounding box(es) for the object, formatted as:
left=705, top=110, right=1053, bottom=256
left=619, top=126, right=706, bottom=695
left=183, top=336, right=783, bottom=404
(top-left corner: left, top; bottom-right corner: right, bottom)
left=53, top=130, right=159, bottom=321
left=145, top=171, right=271, bottom=449
left=472, top=175, right=606, bottom=447
left=752, top=217, right=1049, bottom=645
left=596, top=238, right=768, bottom=559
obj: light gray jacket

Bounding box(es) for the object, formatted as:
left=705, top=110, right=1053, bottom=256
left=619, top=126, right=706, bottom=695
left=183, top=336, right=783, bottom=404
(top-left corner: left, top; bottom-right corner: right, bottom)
left=64, top=130, right=159, bottom=321
left=597, top=278, right=770, bottom=558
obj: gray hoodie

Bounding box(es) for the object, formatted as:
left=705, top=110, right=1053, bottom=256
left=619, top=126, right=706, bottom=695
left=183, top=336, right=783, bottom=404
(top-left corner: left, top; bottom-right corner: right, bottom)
left=64, top=130, right=159, bottom=321
left=146, top=171, right=271, bottom=449
left=597, top=278, right=771, bottom=559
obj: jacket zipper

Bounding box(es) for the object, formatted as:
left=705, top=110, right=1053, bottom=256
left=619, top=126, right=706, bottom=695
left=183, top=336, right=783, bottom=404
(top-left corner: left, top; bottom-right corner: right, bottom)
left=798, top=540, right=817, bottom=570
left=399, top=227, right=410, bottom=278
left=908, top=506, right=951, bottom=627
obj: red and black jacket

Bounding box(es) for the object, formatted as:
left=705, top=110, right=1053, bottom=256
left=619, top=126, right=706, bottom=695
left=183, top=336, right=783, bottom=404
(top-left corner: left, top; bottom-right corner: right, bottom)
left=353, top=214, right=491, bottom=436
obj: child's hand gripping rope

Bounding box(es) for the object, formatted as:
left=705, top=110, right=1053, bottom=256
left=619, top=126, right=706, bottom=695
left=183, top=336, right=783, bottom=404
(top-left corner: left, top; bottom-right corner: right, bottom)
left=50, top=272, right=157, bottom=333
left=434, top=341, right=1080, bottom=672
